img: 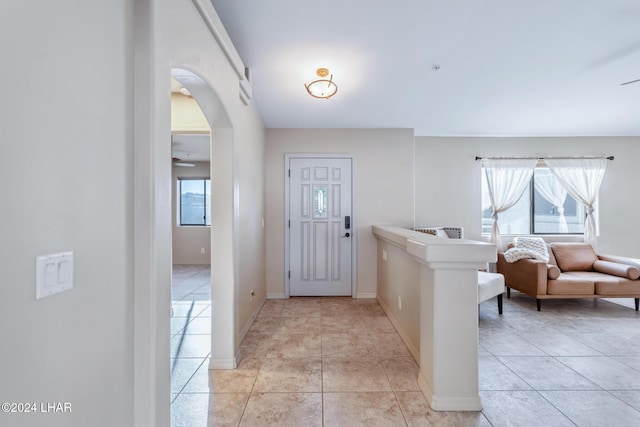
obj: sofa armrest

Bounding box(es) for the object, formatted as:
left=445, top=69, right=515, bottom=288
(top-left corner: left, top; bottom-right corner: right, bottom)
left=497, top=252, right=548, bottom=298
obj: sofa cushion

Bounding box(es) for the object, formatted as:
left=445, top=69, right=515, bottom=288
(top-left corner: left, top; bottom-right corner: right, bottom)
left=593, top=260, right=640, bottom=280
left=547, top=264, right=561, bottom=280
left=565, top=271, right=621, bottom=282
left=547, top=244, right=558, bottom=266
left=595, top=279, right=640, bottom=295
left=563, top=271, right=634, bottom=296
left=550, top=243, right=598, bottom=272
left=547, top=273, right=595, bottom=295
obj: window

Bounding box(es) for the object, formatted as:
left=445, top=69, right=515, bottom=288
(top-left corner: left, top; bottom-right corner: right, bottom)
left=179, top=178, right=211, bottom=226
left=482, top=167, right=586, bottom=235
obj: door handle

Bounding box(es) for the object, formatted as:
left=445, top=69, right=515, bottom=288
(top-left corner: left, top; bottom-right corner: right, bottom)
left=341, top=232, right=350, bottom=238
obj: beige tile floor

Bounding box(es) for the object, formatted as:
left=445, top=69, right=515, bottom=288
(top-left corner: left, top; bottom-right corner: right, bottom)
left=171, top=265, right=640, bottom=426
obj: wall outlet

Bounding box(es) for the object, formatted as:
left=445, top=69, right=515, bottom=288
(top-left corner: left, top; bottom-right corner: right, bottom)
left=200, top=248, right=205, bottom=254
left=382, top=249, right=387, bottom=261
left=398, top=295, right=402, bottom=310
left=250, top=289, right=255, bottom=301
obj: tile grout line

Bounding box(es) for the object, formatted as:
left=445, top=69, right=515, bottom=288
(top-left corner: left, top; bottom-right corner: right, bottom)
left=171, top=356, right=210, bottom=399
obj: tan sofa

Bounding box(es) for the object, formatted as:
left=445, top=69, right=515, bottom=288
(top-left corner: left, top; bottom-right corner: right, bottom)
left=497, top=242, right=640, bottom=311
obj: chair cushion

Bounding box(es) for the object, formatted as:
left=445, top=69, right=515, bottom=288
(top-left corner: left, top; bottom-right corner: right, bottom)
left=478, top=272, right=505, bottom=304
left=593, top=260, right=640, bottom=280
left=550, top=243, right=598, bottom=272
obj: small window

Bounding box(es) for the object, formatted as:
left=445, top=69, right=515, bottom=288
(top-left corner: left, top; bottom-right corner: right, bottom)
left=482, top=183, right=531, bottom=235
left=179, top=178, right=211, bottom=226
left=313, top=185, right=328, bottom=219
left=482, top=167, right=586, bottom=235
left=532, top=168, right=585, bottom=233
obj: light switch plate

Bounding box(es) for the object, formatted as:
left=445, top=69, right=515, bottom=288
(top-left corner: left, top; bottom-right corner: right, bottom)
left=36, top=251, right=73, bottom=299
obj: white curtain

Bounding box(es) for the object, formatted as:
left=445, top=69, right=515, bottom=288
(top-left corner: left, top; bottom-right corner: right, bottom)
left=534, top=169, right=568, bottom=233
left=482, top=158, right=537, bottom=251
left=544, top=158, right=607, bottom=248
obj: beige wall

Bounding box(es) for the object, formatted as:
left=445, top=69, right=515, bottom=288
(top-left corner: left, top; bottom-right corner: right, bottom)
left=172, top=162, right=211, bottom=265
left=236, top=117, right=267, bottom=333
left=415, top=136, right=640, bottom=255
left=265, top=129, right=414, bottom=298
left=171, top=92, right=210, bottom=133
left=376, top=239, right=420, bottom=359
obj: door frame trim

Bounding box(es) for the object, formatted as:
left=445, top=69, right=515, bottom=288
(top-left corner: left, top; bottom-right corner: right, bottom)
left=284, top=153, right=356, bottom=298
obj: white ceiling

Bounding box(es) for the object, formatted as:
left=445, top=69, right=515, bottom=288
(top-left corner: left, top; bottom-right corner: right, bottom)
left=172, top=133, right=210, bottom=162
left=210, top=0, right=640, bottom=136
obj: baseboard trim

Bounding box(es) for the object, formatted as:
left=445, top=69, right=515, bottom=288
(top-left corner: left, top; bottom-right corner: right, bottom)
left=431, top=395, right=483, bottom=412
left=418, top=373, right=483, bottom=411
left=208, top=355, right=237, bottom=370
left=267, top=293, right=286, bottom=299
left=357, top=292, right=377, bottom=299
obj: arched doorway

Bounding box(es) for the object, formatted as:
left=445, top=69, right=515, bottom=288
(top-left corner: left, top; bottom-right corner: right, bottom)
left=134, top=3, right=262, bottom=424
left=171, top=68, right=237, bottom=369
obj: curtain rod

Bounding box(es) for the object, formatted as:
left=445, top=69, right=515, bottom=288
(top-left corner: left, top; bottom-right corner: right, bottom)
left=475, top=156, right=614, bottom=161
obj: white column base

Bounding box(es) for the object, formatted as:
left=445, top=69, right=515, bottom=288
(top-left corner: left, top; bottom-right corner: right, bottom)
left=208, top=349, right=239, bottom=370
left=418, top=373, right=483, bottom=411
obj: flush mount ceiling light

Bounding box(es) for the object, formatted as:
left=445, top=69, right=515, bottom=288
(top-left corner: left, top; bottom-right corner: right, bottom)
left=305, top=68, right=338, bottom=99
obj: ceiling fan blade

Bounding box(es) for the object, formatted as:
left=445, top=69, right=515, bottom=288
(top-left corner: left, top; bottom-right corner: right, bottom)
left=621, top=78, right=640, bottom=86
left=172, top=157, right=196, bottom=167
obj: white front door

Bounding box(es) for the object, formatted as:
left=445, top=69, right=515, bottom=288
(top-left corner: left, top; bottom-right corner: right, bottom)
left=288, top=157, right=353, bottom=296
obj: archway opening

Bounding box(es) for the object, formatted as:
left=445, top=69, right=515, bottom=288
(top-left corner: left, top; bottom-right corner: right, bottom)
left=170, top=68, right=237, bottom=372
